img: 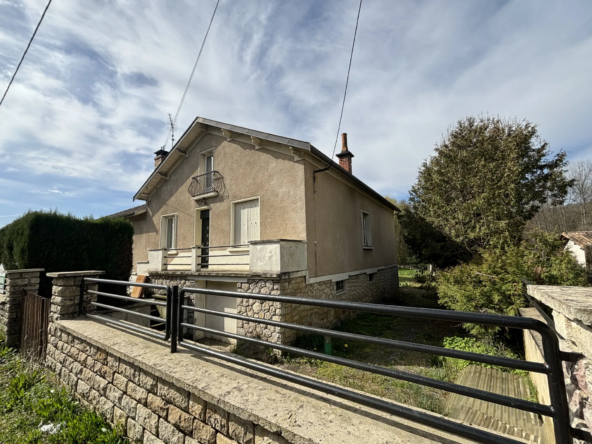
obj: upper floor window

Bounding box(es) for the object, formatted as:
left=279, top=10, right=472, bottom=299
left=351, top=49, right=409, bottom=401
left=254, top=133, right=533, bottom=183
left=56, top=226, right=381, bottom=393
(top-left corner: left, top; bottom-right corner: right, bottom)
left=232, top=198, right=260, bottom=245
left=362, top=211, right=372, bottom=248
left=161, top=214, right=177, bottom=249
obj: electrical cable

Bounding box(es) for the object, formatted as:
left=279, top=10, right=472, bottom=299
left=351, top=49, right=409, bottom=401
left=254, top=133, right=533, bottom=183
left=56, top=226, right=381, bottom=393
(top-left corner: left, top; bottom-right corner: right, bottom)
left=330, top=0, right=363, bottom=161
left=162, top=0, right=220, bottom=148
left=0, top=0, right=53, bottom=109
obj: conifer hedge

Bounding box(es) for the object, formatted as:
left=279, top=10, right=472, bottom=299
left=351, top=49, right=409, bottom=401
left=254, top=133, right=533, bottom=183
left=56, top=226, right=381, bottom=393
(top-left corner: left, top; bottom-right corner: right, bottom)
left=0, top=211, right=133, bottom=296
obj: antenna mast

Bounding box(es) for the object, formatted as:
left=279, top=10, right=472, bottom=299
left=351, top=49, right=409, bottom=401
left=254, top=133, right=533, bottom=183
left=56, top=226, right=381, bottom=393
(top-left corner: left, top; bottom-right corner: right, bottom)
left=168, top=113, right=175, bottom=149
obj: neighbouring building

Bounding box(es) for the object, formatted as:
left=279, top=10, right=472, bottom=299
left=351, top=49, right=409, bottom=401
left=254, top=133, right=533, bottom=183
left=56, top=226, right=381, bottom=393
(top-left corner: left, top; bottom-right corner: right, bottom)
left=110, top=117, right=399, bottom=344
left=562, top=231, right=592, bottom=283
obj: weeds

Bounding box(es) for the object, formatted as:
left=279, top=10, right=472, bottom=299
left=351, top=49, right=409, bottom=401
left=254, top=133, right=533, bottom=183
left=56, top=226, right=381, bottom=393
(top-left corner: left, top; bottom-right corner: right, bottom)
left=0, top=340, right=125, bottom=444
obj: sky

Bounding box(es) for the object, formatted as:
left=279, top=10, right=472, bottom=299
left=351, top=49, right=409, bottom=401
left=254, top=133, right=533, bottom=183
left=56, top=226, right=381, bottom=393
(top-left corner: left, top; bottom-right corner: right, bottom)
left=1, top=0, right=592, bottom=228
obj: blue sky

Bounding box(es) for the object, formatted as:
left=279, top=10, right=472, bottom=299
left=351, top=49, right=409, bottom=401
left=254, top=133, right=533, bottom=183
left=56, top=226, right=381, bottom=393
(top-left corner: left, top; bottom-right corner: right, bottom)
left=1, top=0, right=592, bottom=228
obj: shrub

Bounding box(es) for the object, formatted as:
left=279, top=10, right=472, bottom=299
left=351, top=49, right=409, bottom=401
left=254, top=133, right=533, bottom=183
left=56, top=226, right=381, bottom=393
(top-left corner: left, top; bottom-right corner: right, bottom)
left=437, top=230, right=587, bottom=337
left=0, top=211, right=133, bottom=296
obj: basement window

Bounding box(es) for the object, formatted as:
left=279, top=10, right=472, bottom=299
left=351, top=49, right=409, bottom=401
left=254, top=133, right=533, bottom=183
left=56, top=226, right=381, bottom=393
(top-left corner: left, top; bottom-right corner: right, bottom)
left=368, top=273, right=375, bottom=283
left=335, top=280, right=346, bottom=293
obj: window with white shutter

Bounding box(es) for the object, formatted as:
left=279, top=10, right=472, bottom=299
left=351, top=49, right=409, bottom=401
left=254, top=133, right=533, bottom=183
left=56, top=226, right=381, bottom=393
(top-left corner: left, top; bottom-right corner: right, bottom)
left=233, top=198, right=260, bottom=245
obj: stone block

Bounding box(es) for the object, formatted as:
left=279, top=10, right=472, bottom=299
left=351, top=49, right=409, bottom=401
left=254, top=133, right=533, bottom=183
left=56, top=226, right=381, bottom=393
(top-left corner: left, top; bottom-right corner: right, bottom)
left=217, top=435, right=238, bottom=444
left=137, top=404, right=160, bottom=435
left=206, top=403, right=227, bottom=435
left=91, top=374, right=109, bottom=396
left=99, top=364, right=115, bottom=382
left=122, top=394, right=139, bottom=417
left=77, top=379, right=91, bottom=397
left=254, top=426, right=289, bottom=444
left=158, top=419, right=185, bottom=444
left=139, top=371, right=158, bottom=392
left=88, top=389, right=101, bottom=406
left=189, top=393, right=206, bottom=421
left=113, top=373, right=129, bottom=392
left=52, top=285, right=80, bottom=297
left=128, top=381, right=149, bottom=405
left=98, top=396, right=115, bottom=422
left=148, top=393, right=169, bottom=417
left=113, top=406, right=128, bottom=427
left=144, top=430, right=166, bottom=444
left=106, top=384, right=124, bottom=407
left=229, top=414, right=254, bottom=444
left=158, top=379, right=189, bottom=411
left=128, top=418, right=145, bottom=442
left=54, top=277, right=76, bottom=286
left=95, top=348, right=107, bottom=364
left=193, top=420, right=216, bottom=444
left=120, top=360, right=139, bottom=382
left=107, top=354, right=120, bottom=372
left=169, top=405, right=194, bottom=434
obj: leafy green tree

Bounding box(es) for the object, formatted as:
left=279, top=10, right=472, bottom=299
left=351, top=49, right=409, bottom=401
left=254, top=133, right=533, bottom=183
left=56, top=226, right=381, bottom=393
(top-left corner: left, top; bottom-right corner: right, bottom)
left=409, top=116, right=572, bottom=262
left=437, top=230, right=587, bottom=337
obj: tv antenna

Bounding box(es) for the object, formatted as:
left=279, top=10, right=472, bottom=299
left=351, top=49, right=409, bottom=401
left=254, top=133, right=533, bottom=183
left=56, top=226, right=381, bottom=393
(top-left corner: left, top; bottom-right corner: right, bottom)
left=168, top=113, right=175, bottom=149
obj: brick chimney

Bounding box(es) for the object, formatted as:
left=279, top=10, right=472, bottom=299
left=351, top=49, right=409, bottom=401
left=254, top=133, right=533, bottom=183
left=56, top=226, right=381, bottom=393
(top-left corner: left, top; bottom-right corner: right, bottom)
left=336, top=133, right=354, bottom=174
left=154, top=148, right=169, bottom=169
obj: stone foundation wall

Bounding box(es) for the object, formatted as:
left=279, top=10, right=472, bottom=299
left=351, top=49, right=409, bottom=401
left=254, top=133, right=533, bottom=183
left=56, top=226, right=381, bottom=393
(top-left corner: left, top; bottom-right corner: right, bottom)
left=0, top=268, right=43, bottom=347
left=236, top=266, right=398, bottom=345
left=46, top=323, right=289, bottom=444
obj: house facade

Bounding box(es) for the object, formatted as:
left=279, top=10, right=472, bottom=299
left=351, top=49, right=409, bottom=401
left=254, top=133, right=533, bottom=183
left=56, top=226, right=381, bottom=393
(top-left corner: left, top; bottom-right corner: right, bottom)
left=562, top=231, right=592, bottom=283
left=115, top=117, right=399, bottom=344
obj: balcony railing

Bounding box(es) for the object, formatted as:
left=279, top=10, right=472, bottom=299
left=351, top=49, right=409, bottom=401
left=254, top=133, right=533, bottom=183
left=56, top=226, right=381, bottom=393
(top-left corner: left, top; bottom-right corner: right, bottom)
left=188, top=171, right=224, bottom=198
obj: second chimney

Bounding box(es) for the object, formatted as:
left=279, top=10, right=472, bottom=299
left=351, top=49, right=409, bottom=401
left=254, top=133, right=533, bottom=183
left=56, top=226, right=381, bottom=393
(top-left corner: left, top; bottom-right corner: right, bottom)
left=154, top=148, right=169, bottom=169
left=336, top=133, right=354, bottom=174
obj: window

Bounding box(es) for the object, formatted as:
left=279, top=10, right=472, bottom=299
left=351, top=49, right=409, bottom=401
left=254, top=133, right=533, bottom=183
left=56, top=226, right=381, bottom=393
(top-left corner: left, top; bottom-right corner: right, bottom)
left=362, top=211, right=372, bottom=247
left=335, top=280, right=346, bottom=293
left=368, top=273, right=375, bottom=283
left=205, top=154, right=214, bottom=192
left=232, top=198, right=260, bottom=245
left=160, top=214, right=177, bottom=249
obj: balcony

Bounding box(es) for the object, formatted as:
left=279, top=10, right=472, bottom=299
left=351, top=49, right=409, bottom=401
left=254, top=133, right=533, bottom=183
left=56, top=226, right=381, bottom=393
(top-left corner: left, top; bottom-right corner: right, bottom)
left=188, top=171, right=224, bottom=200
left=136, top=240, right=307, bottom=276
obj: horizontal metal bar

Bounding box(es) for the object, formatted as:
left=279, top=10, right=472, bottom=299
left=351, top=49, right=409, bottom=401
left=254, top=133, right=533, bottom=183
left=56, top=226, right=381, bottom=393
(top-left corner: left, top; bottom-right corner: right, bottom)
left=572, top=427, right=592, bottom=442
left=85, top=277, right=168, bottom=290
left=180, top=287, right=556, bottom=332
left=196, top=244, right=249, bottom=249
left=92, top=302, right=165, bottom=323
left=181, top=305, right=549, bottom=374
left=178, top=340, right=525, bottom=444
left=180, top=323, right=553, bottom=417
left=197, top=254, right=250, bottom=258
left=165, top=256, right=192, bottom=258
left=86, top=314, right=166, bottom=340
left=88, top=290, right=167, bottom=306
left=560, top=351, right=584, bottom=362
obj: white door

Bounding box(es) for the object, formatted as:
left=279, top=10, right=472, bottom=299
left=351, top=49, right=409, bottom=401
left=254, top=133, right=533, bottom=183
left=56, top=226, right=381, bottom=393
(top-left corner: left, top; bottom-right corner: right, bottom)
left=234, top=199, right=260, bottom=245
left=205, top=282, right=237, bottom=344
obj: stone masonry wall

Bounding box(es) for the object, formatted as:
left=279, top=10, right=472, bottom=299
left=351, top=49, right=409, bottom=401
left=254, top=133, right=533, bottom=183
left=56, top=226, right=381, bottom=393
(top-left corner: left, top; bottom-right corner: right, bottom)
left=0, top=268, right=43, bottom=348
left=235, top=266, right=399, bottom=345
left=46, top=323, right=290, bottom=444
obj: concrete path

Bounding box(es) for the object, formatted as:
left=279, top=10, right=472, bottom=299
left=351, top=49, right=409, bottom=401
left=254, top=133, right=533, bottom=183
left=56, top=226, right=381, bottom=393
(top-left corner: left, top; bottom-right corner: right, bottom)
left=444, top=365, right=546, bottom=443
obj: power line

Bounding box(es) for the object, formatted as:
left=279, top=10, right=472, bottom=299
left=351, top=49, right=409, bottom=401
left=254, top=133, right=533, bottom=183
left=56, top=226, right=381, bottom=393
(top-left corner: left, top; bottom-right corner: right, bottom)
left=330, top=0, right=363, bottom=161
left=163, top=0, right=220, bottom=148
left=0, top=0, right=53, bottom=109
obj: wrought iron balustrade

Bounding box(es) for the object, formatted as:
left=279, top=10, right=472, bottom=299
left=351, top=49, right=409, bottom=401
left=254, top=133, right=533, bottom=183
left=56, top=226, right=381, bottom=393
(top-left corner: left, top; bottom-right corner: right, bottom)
left=188, top=171, right=224, bottom=197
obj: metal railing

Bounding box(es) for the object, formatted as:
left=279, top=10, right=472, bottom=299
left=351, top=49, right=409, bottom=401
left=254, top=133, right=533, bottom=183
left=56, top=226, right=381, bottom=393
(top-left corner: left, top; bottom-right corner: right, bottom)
left=163, top=244, right=250, bottom=272
left=80, top=277, right=175, bottom=342
left=188, top=171, right=224, bottom=197
left=80, top=278, right=586, bottom=444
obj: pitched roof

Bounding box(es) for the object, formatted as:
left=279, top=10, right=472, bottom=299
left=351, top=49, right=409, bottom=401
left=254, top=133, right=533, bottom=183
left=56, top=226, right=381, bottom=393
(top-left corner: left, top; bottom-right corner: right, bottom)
left=105, top=204, right=147, bottom=219
left=134, top=116, right=398, bottom=211
left=562, top=231, right=592, bottom=248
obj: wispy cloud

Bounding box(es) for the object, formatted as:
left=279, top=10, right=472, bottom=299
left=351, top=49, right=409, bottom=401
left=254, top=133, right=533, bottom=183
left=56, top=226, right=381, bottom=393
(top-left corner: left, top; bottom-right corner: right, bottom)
left=0, top=0, right=591, bottom=228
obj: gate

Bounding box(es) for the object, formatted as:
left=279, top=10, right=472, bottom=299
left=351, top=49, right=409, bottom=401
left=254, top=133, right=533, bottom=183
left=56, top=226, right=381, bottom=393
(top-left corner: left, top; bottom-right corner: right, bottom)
left=20, top=290, right=50, bottom=360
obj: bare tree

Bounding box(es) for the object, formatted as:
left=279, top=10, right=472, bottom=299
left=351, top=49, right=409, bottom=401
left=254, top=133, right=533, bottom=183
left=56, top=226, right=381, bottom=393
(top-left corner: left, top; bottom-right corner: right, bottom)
left=568, top=160, right=592, bottom=230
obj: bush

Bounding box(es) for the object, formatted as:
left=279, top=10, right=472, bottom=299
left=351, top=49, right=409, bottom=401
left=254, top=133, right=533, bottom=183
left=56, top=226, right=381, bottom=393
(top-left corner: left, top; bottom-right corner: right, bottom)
left=437, top=230, right=587, bottom=337
left=0, top=211, right=133, bottom=296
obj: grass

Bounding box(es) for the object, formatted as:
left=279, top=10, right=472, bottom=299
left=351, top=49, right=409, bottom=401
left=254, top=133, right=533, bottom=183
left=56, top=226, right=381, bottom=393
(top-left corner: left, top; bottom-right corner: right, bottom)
left=0, top=330, right=126, bottom=444
left=279, top=288, right=463, bottom=414
left=398, top=268, right=419, bottom=287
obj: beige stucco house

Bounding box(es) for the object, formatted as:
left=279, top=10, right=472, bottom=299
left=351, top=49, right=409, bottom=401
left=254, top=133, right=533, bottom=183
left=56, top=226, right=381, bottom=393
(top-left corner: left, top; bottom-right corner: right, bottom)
left=562, top=231, right=592, bottom=282
left=113, top=117, right=399, bottom=344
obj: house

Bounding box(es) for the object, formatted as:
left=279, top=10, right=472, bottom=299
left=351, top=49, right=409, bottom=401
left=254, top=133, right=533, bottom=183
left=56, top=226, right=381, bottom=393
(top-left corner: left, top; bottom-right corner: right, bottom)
left=113, top=117, right=399, bottom=344
left=562, top=231, right=592, bottom=281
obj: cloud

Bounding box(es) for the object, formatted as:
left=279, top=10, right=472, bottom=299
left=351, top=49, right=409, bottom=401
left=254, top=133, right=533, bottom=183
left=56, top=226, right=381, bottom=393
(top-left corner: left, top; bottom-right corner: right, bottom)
left=0, top=0, right=591, bottom=228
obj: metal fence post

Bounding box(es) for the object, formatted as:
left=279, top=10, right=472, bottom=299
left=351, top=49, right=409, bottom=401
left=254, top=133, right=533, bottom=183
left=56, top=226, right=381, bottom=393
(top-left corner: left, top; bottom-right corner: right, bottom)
left=170, top=285, right=178, bottom=353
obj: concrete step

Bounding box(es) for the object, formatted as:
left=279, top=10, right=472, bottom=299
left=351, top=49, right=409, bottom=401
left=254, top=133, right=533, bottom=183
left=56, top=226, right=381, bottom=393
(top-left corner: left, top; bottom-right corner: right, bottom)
left=444, top=365, right=546, bottom=443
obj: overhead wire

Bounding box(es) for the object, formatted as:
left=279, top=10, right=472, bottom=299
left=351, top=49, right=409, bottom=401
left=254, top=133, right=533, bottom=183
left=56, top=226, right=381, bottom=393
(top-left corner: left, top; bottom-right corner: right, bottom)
left=0, top=0, right=53, bottom=109
left=330, top=0, right=363, bottom=161
left=162, top=0, right=220, bottom=149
